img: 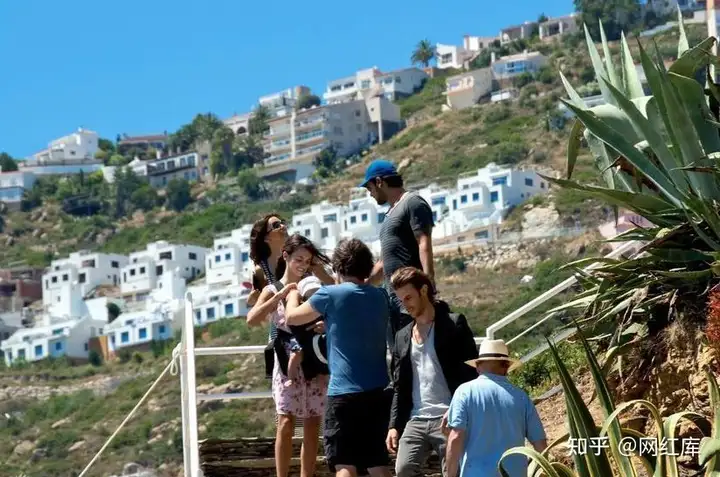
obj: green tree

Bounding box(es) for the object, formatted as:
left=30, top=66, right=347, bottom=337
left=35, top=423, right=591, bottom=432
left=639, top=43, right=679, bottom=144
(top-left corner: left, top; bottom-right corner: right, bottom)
left=574, top=0, right=641, bottom=41
left=248, top=105, right=271, bottom=136
left=211, top=126, right=236, bottom=175
left=88, top=350, right=103, bottom=367
left=112, top=167, right=145, bottom=218
left=237, top=169, right=264, bottom=200
left=107, top=302, right=121, bottom=323
left=98, top=138, right=115, bottom=153
left=233, top=134, right=266, bottom=170
left=313, top=147, right=340, bottom=178
left=130, top=185, right=158, bottom=211
left=108, top=154, right=128, bottom=166
left=538, top=13, right=548, bottom=23
left=411, top=39, right=435, bottom=68
left=168, top=113, right=225, bottom=154
left=0, top=152, right=18, bottom=172
left=166, top=178, right=191, bottom=212
left=296, top=94, right=321, bottom=110
left=95, top=149, right=109, bottom=162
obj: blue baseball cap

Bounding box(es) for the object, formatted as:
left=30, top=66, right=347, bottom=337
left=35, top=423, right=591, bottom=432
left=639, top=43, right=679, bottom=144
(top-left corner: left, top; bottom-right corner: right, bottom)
left=359, top=159, right=399, bottom=188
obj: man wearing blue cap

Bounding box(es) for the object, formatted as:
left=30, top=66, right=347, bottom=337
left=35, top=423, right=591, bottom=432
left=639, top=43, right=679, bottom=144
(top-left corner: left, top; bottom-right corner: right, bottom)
left=360, top=159, right=435, bottom=349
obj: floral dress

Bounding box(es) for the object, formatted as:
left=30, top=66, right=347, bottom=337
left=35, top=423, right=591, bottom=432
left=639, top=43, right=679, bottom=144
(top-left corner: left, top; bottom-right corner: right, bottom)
left=267, top=284, right=328, bottom=418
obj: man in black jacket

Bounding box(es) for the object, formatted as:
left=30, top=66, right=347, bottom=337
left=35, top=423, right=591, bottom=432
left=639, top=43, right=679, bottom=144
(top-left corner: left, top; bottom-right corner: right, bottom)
left=385, top=267, right=479, bottom=477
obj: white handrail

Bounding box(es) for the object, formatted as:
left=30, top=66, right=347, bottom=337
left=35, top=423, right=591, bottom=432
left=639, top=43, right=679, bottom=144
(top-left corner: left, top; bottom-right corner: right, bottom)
left=485, top=239, right=639, bottom=339
left=180, top=291, right=202, bottom=477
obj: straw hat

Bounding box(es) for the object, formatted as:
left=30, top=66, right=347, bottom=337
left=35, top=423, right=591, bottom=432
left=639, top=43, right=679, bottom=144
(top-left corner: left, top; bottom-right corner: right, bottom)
left=465, top=339, right=520, bottom=369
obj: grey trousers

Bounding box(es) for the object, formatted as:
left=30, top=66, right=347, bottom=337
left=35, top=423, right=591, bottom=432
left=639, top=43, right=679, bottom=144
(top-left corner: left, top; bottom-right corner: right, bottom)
left=396, top=417, right=447, bottom=477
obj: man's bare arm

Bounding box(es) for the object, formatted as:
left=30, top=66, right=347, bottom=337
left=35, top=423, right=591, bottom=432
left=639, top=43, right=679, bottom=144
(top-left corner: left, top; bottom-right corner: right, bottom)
left=532, top=440, right=548, bottom=453
left=416, top=232, right=434, bottom=283
left=445, top=428, right=466, bottom=477
left=367, top=260, right=384, bottom=285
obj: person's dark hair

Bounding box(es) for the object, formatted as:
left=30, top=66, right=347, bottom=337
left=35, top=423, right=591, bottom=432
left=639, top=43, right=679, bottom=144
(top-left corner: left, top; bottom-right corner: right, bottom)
left=332, top=238, right=374, bottom=281
left=249, top=213, right=283, bottom=264
left=276, top=233, right=331, bottom=278
left=390, top=266, right=436, bottom=301
left=377, top=174, right=403, bottom=188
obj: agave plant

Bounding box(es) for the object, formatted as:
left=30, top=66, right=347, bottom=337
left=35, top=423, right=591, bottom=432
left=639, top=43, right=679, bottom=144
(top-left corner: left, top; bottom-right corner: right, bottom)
left=498, top=329, right=720, bottom=477
left=542, top=10, right=720, bottom=350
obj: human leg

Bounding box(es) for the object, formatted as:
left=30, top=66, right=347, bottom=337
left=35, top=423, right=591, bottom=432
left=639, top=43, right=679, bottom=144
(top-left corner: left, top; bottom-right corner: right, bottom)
left=300, top=414, right=321, bottom=477
left=426, top=417, right=448, bottom=477
left=395, top=420, right=432, bottom=477
left=275, top=413, right=296, bottom=477
left=357, top=389, right=393, bottom=476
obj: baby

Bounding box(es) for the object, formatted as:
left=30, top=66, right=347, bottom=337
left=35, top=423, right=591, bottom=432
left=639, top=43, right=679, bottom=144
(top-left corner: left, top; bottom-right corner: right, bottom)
left=284, top=275, right=325, bottom=386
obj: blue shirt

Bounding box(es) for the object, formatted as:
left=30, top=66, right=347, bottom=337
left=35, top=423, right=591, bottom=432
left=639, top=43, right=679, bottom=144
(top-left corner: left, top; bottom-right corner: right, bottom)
left=308, top=282, right=390, bottom=396
left=447, top=373, right=546, bottom=477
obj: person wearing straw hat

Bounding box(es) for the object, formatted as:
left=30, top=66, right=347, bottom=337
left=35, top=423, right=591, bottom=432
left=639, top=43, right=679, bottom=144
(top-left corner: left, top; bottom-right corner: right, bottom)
left=445, top=339, right=547, bottom=477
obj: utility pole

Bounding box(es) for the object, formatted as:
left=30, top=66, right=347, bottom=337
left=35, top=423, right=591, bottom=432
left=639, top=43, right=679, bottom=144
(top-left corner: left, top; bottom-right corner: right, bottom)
left=710, top=0, right=718, bottom=80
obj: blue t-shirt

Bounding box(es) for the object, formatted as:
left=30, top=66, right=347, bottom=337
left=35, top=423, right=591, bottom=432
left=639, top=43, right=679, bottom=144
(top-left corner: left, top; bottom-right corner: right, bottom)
left=308, top=282, right=390, bottom=396
left=447, top=373, right=546, bottom=477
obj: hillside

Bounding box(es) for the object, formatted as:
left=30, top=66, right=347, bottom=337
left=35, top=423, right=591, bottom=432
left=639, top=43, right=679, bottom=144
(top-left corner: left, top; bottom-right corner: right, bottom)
left=0, top=21, right=711, bottom=477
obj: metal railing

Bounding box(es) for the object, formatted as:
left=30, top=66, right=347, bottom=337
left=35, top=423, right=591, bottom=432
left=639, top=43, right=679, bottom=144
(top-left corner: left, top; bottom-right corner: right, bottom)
left=78, top=237, right=642, bottom=477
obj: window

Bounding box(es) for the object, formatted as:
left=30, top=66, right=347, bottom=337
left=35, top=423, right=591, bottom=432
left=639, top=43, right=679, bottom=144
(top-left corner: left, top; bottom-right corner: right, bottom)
left=206, top=308, right=215, bottom=320
left=215, top=255, right=221, bottom=263
left=350, top=216, right=357, bottom=224
left=541, top=182, right=545, bottom=189
left=431, top=197, right=446, bottom=206
left=62, top=274, right=69, bottom=281
left=241, top=252, right=249, bottom=262
left=130, top=268, right=136, bottom=276
left=472, top=192, right=480, bottom=202
left=305, top=229, right=311, bottom=236
left=111, top=261, right=119, bottom=268
left=121, top=332, right=129, bottom=343
left=361, top=213, right=368, bottom=222
left=453, top=199, right=457, bottom=210
left=55, top=342, right=63, bottom=352
left=159, top=251, right=172, bottom=260
left=195, top=310, right=201, bottom=322
left=84, top=343, right=89, bottom=351
left=490, top=191, right=499, bottom=203
left=360, top=80, right=371, bottom=89
left=475, top=230, right=489, bottom=239
left=139, top=267, right=146, bottom=274
left=51, top=276, right=57, bottom=283
left=461, top=195, right=468, bottom=204
left=189, top=252, right=197, bottom=260
left=81, top=259, right=96, bottom=268
left=225, top=253, right=231, bottom=261
left=139, top=328, right=147, bottom=340
left=224, top=303, right=234, bottom=316
left=525, top=177, right=534, bottom=187
left=323, top=213, right=337, bottom=223
left=333, top=126, right=343, bottom=135
left=79, top=273, right=86, bottom=283
left=34, top=345, right=43, bottom=357
left=123, top=272, right=127, bottom=282
left=492, top=176, right=508, bottom=186
left=378, top=213, right=386, bottom=224
left=395, top=76, right=402, bottom=83
left=321, top=228, right=329, bottom=238
left=53, top=328, right=64, bottom=335
left=159, top=325, right=166, bottom=335
left=156, top=265, right=163, bottom=276
left=18, top=349, right=25, bottom=359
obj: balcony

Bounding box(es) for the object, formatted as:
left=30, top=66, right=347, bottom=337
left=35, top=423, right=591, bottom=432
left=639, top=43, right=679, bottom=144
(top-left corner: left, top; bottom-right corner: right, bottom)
left=295, top=129, right=326, bottom=145
left=296, top=142, right=328, bottom=158
left=295, top=114, right=326, bottom=130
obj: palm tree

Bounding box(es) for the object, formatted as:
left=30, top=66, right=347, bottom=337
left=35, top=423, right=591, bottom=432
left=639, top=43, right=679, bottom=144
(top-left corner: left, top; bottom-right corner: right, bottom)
left=411, top=39, right=435, bottom=68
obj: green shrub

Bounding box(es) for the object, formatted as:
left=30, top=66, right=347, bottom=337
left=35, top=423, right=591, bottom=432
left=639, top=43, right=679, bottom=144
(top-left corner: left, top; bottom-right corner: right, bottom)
left=117, top=349, right=132, bottom=364
left=88, top=350, right=103, bottom=367
left=132, top=352, right=144, bottom=364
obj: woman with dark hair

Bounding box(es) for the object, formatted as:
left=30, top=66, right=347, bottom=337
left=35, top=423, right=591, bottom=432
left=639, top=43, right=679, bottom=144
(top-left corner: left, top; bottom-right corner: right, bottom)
left=246, top=233, right=331, bottom=477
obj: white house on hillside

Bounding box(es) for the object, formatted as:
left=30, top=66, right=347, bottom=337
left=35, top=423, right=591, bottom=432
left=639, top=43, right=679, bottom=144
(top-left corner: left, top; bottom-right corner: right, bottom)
left=43, top=251, right=128, bottom=306
left=432, top=163, right=549, bottom=239
left=20, top=128, right=103, bottom=176
left=491, top=51, right=548, bottom=81
left=207, top=224, right=254, bottom=286
left=121, top=241, right=208, bottom=300
left=445, top=68, right=494, bottom=110
left=0, top=171, right=36, bottom=210
left=189, top=282, right=251, bottom=327
left=105, top=271, right=186, bottom=352
left=323, top=67, right=428, bottom=104
left=291, top=201, right=348, bottom=253
left=1, top=282, right=117, bottom=365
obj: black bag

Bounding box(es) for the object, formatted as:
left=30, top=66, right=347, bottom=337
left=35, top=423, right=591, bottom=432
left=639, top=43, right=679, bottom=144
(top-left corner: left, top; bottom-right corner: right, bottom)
left=262, top=280, right=287, bottom=379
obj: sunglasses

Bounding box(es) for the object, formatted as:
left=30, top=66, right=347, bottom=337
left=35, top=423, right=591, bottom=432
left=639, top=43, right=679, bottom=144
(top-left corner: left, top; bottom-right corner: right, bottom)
left=269, top=220, right=286, bottom=231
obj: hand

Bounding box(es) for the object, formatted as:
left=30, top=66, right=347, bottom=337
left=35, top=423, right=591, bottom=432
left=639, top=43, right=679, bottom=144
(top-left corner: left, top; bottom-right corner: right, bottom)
left=386, top=429, right=399, bottom=455
left=278, top=283, right=297, bottom=299
left=307, top=320, right=325, bottom=334
left=441, top=411, right=449, bottom=436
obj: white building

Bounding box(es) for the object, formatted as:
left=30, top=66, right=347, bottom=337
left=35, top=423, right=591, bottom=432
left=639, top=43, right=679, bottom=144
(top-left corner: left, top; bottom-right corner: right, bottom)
left=0, top=171, right=36, bottom=209
left=432, top=163, right=549, bottom=239
left=323, top=67, right=428, bottom=104
left=260, top=96, right=402, bottom=183
left=189, top=282, right=251, bottom=327
left=121, top=241, right=208, bottom=299
left=444, top=68, right=494, bottom=110
left=206, top=225, right=254, bottom=286
left=43, top=251, right=128, bottom=306
left=106, top=271, right=186, bottom=352
left=1, top=282, right=116, bottom=365
left=500, top=21, right=538, bottom=44
left=20, top=128, right=103, bottom=176
left=260, top=86, right=312, bottom=117
left=224, top=113, right=252, bottom=135
left=539, top=13, right=580, bottom=41
left=146, top=150, right=210, bottom=188
left=0, top=312, right=24, bottom=343
left=436, top=36, right=497, bottom=70
left=291, top=201, right=349, bottom=253
left=491, top=50, right=548, bottom=81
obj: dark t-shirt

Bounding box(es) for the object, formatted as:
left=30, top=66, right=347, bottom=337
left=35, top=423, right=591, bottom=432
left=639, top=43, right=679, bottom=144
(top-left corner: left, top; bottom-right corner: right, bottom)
left=379, top=192, right=434, bottom=285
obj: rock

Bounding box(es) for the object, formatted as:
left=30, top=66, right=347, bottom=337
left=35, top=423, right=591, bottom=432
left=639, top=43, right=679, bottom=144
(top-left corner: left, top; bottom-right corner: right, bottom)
left=522, top=205, right=560, bottom=235
left=29, top=447, right=46, bottom=463
left=396, top=158, right=412, bottom=174
left=69, top=440, right=86, bottom=452
left=13, top=440, right=35, bottom=455
left=52, top=417, right=71, bottom=429
left=5, top=236, right=14, bottom=247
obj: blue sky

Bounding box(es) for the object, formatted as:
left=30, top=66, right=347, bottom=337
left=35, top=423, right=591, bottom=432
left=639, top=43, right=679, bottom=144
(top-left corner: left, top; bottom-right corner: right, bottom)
left=0, top=0, right=572, bottom=158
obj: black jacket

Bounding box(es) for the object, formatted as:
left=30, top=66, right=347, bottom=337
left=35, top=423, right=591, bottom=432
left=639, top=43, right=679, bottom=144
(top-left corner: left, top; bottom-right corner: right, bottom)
left=388, top=301, right=479, bottom=434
